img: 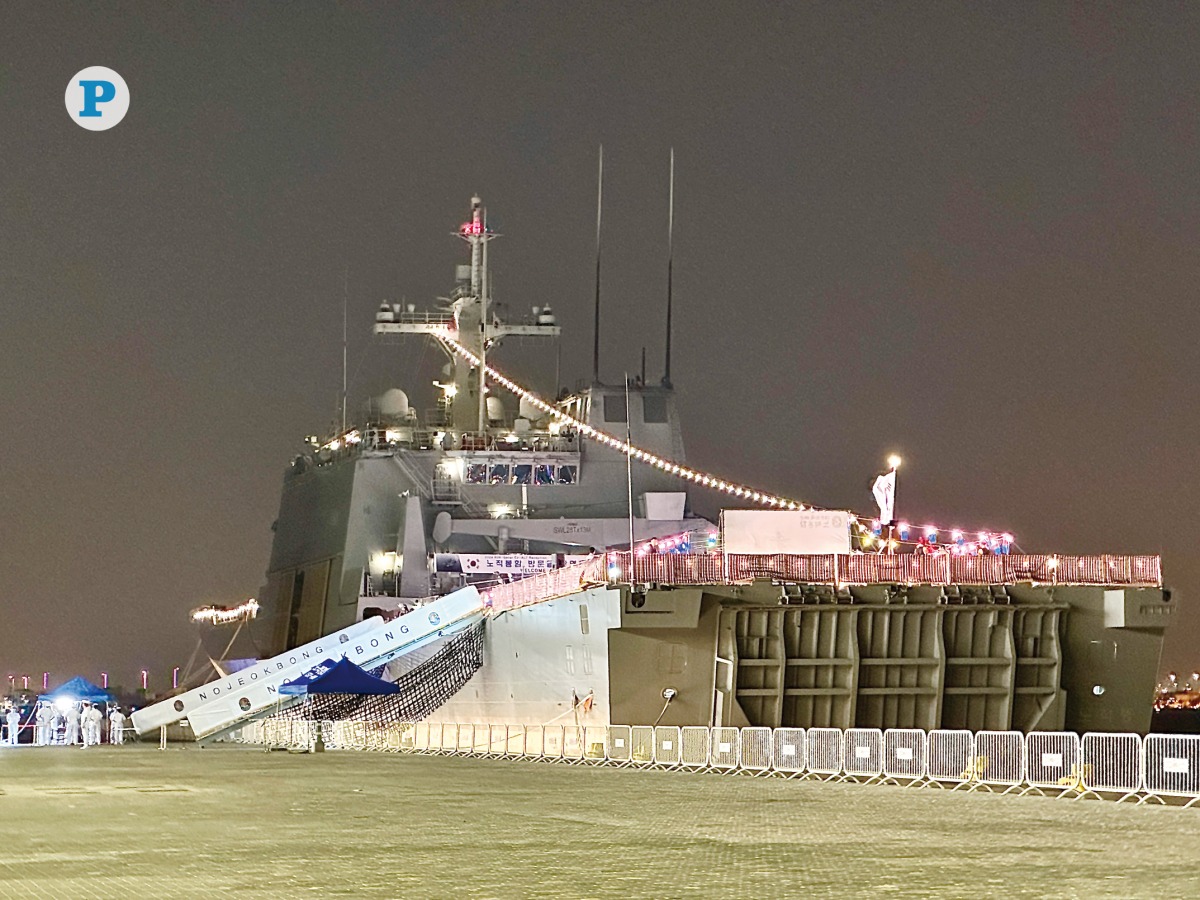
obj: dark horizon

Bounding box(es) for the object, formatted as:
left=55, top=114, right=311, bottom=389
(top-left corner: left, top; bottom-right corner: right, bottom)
left=2, top=3, right=1198, bottom=690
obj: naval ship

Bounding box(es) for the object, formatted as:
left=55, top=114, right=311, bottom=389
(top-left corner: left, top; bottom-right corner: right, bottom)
left=258, top=195, right=1174, bottom=737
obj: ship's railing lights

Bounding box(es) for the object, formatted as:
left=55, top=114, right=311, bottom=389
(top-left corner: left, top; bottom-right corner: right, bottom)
left=504, top=434, right=519, bottom=443
left=385, top=429, right=403, bottom=443
left=489, top=504, right=513, bottom=519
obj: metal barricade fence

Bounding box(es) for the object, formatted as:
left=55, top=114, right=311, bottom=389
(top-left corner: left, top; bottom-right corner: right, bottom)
left=563, top=726, right=585, bottom=761
left=975, top=731, right=1024, bottom=787
left=710, top=727, right=740, bottom=769
left=584, top=726, right=607, bottom=761
left=844, top=728, right=884, bottom=778
left=606, top=725, right=631, bottom=763
left=524, top=725, right=544, bottom=758
left=1080, top=732, right=1141, bottom=794
left=232, top=719, right=1200, bottom=804
left=1142, top=734, right=1200, bottom=798
left=883, top=729, right=927, bottom=780
left=1025, top=732, right=1081, bottom=790
left=739, top=727, right=772, bottom=772
left=681, top=726, right=710, bottom=768
left=630, top=726, right=654, bottom=764
left=426, top=722, right=443, bottom=753
left=772, top=728, right=806, bottom=774
left=807, top=727, right=843, bottom=776
left=543, top=725, right=564, bottom=760
left=506, top=725, right=526, bottom=756
left=456, top=723, right=475, bottom=754
left=927, top=730, right=974, bottom=784
left=654, top=726, right=681, bottom=766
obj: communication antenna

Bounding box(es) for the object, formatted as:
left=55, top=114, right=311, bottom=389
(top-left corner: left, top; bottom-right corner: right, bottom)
left=662, top=148, right=674, bottom=388
left=625, top=374, right=635, bottom=579
left=592, top=145, right=604, bottom=384
left=341, top=266, right=348, bottom=433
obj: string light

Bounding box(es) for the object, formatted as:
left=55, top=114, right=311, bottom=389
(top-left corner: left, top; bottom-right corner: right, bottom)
left=191, top=598, right=259, bottom=625
left=426, top=329, right=1012, bottom=549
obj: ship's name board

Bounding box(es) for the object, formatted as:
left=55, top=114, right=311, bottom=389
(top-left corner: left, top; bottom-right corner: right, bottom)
left=435, top=554, right=587, bottom=575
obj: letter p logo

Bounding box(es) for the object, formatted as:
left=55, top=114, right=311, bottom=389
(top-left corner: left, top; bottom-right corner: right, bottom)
left=66, top=66, right=129, bottom=131
left=79, top=80, right=116, bottom=117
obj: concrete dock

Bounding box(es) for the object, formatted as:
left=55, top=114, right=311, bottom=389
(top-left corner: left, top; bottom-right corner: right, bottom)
left=0, top=744, right=1196, bottom=898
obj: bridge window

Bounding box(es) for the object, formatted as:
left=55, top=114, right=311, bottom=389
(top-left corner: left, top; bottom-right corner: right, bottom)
left=603, top=395, right=628, bottom=423
left=556, top=465, right=577, bottom=485
left=489, top=464, right=510, bottom=484
left=643, top=395, right=668, bottom=423
left=535, top=464, right=555, bottom=485
left=467, top=463, right=487, bottom=484
left=512, top=464, right=533, bottom=485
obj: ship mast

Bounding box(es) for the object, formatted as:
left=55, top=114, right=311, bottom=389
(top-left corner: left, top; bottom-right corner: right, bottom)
left=373, top=196, right=560, bottom=440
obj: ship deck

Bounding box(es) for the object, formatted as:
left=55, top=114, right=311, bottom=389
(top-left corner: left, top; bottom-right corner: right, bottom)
left=0, top=744, right=1194, bottom=898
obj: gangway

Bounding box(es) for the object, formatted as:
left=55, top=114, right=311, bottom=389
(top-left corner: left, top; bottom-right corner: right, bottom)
left=131, top=586, right=483, bottom=741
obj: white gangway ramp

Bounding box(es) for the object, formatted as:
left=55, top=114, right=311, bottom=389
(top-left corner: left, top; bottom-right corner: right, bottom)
left=131, top=586, right=484, bottom=740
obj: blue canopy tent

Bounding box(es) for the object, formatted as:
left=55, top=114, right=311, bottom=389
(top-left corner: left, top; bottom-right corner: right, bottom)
left=279, top=657, right=400, bottom=696
left=38, top=676, right=114, bottom=704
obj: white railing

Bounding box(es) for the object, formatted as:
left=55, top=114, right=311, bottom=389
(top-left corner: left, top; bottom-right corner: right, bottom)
left=233, top=722, right=1200, bottom=806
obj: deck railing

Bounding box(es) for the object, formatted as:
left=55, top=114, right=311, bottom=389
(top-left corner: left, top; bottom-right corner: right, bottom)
left=479, top=553, right=1162, bottom=614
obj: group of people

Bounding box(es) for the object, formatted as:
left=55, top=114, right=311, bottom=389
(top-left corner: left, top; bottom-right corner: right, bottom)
left=2, top=700, right=129, bottom=746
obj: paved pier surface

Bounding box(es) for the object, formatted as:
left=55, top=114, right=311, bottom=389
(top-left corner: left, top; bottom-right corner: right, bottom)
left=0, top=744, right=1197, bottom=898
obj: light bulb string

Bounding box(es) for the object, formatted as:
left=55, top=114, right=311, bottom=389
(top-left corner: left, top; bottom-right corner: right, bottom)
left=435, top=330, right=1011, bottom=544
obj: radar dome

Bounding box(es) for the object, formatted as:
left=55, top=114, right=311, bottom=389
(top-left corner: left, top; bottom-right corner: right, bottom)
left=377, top=389, right=410, bottom=418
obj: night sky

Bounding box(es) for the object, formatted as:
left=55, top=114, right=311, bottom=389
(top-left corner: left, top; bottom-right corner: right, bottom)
left=2, top=4, right=1198, bottom=691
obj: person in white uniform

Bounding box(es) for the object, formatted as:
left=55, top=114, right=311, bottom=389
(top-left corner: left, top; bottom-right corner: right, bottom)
left=5, top=707, right=20, bottom=745
left=63, top=702, right=81, bottom=745
left=81, top=702, right=101, bottom=746
left=109, top=707, right=126, bottom=745
left=34, top=703, right=50, bottom=745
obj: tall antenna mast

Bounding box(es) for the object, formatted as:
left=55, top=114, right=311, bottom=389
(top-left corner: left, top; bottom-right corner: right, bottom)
left=592, top=145, right=604, bottom=385
left=341, top=266, right=348, bottom=433
left=662, top=148, right=674, bottom=387
left=625, top=373, right=635, bottom=579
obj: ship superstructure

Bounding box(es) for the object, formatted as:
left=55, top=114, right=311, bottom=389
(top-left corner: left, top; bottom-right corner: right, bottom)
left=265, top=196, right=710, bottom=654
